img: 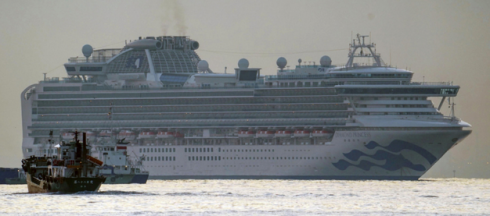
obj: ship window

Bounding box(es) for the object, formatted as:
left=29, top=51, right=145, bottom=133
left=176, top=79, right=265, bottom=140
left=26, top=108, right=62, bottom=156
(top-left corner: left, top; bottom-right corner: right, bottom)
left=185, top=148, right=187, bottom=152
left=139, top=149, right=142, bottom=153
left=80, top=66, right=103, bottom=71
left=151, top=148, right=153, bottom=152
left=65, top=66, right=76, bottom=71
left=211, top=148, right=214, bottom=152
left=199, top=156, right=202, bottom=161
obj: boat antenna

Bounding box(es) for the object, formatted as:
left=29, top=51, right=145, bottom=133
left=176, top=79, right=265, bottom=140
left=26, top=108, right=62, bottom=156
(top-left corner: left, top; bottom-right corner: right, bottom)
left=48, top=130, right=53, bottom=157
left=389, top=45, right=392, bottom=66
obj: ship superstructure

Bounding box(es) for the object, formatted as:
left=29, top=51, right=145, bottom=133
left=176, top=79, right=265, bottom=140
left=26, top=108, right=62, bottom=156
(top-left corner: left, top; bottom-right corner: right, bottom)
left=21, top=34, right=471, bottom=180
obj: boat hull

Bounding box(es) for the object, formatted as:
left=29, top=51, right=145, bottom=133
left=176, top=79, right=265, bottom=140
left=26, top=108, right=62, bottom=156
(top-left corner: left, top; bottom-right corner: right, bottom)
left=134, top=129, right=471, bottom=180
left=103, top=173, right=148, bottom=184
left=5, top=178, right=26, bottom=184
left=26, top=173, right=105, bottom=193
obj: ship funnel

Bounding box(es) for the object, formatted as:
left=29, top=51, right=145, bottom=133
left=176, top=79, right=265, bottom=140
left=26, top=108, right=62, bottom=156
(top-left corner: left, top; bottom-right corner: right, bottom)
left=126, top=39, right=162, bottom=50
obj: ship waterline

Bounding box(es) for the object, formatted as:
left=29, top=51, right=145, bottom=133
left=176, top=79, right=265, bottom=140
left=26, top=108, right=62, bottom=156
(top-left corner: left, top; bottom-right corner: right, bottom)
left=21, top=34, right=471, bottom=180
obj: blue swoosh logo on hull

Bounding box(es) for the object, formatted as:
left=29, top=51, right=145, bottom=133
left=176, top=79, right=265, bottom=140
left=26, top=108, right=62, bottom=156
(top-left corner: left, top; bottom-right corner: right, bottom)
left=365, top=140, right=437, bottom=164
left=332, top=140, right=436, bottom=172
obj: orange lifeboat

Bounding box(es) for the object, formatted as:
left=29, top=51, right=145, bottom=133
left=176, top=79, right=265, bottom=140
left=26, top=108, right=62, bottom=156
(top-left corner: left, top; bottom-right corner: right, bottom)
left=174, top=132, right=184, bottom=138
left=275, top=130, right=291, bottom=138
left=311, top=130, right=334, bottom=138
left=294, top=130, right=310, bottom=137
left=256, top=130, right=274, bottom=138
left=238, top=130, right=255, bottom=138
left=61, top=132, right=75, bottom=140
left=98, top=130, right=113, bottom=137
left=138, top=131, right=156, bottom=139
left=157, top=131, right=174, bottom=139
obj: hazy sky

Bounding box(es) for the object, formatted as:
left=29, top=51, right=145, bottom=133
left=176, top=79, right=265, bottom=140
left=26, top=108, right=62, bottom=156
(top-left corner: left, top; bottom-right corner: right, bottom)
left=0, top=0, right=489, bottom=177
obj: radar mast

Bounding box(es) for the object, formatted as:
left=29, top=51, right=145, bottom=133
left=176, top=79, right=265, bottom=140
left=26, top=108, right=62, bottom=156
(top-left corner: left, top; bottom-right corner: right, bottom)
left=345, top=33, right=384, bottom=68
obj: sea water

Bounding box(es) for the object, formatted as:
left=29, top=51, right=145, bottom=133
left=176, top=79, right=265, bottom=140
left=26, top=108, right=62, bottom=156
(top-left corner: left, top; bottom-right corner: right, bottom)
left=0, top=178, right=488, bottom=215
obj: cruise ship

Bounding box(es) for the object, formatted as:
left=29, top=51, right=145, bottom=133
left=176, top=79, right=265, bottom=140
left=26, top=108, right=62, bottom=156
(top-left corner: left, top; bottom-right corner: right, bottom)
left=21, top=34, right=471, bottom=180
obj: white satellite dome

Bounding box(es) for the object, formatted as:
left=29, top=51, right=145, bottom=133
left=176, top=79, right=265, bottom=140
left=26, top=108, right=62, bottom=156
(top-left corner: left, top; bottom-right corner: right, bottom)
left=82, top=44, right=93, bottom=58
left=320, top=55, right=332, bottom=67
left=238, top=58, right=249, bottom=69
left=276, top=57, right=287, bottom=69
left=197, top=60, right=209, bottom=72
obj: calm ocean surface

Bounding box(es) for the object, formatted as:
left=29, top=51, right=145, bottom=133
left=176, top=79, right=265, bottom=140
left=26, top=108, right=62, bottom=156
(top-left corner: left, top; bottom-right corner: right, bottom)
left=1, top=178, right=489, bottom=215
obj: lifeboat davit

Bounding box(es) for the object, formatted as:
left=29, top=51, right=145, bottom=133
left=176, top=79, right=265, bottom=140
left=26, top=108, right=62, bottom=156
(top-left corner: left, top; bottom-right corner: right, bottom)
left=311, top=130, right=334, bottom=138
left=275, top=130, right=291, bottom=138
left=238, top=130, right=255, bottom=138
left=138, top=131, right=156, bottom=139
left=294, top=130, right=310, bottom=137
left=61, top=132, right=75, bottom=140
left=157, top=131, right=174, bottom=139
left=256, top=130, right=274, bottom=138
left=118, top=130, right=136, bottom=140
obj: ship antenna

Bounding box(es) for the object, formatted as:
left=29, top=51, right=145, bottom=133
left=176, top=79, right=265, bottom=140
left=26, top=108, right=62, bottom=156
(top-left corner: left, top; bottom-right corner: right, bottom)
left=48, top=130, right=53, bottom=157
left=389, top=45, right=392, bottom=66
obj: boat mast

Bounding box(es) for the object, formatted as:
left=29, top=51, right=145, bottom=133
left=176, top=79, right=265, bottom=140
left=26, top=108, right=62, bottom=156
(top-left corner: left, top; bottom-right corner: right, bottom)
left=345, top=33, right=382, bottom=68
left=82, top=132, right=87, bottom=177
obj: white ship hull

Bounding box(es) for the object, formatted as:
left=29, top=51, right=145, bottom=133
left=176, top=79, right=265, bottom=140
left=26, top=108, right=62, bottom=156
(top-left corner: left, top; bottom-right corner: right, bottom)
left=127, top=129, right=470, bottom=180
